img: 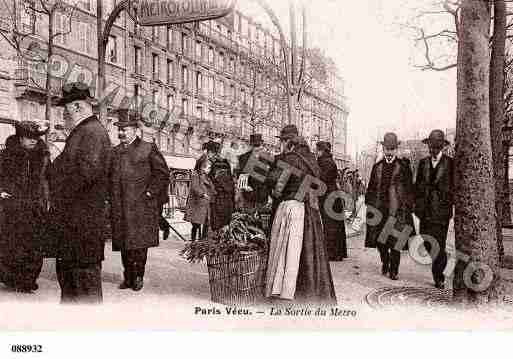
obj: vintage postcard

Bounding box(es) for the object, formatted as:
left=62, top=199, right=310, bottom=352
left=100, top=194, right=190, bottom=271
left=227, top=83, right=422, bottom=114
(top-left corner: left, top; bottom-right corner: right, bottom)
left=0, top=0, right=512, bottom=336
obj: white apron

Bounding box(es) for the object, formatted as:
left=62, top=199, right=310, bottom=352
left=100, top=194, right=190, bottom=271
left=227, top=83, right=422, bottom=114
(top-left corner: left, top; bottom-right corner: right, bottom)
left=265, top=200, right=305, bottom=300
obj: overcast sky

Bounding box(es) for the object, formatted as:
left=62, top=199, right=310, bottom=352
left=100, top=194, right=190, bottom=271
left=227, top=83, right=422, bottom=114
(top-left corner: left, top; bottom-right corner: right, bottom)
left=237, top=0, right=457, bottom=156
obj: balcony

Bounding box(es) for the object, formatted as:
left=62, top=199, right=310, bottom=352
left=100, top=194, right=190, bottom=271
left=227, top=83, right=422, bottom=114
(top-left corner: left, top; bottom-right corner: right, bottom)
left=14, top=65, right=63, bottom=101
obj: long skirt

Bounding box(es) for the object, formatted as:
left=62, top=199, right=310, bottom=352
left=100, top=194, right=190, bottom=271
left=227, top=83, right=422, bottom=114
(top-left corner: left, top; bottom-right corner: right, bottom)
left=321, top=195, right=347, bottom=261
left=265, top=200, right=337, bottom=305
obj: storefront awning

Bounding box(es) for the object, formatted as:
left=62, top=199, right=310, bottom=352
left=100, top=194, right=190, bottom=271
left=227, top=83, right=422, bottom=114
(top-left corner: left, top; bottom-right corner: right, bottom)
left=164, top=155, right=196, bottom=170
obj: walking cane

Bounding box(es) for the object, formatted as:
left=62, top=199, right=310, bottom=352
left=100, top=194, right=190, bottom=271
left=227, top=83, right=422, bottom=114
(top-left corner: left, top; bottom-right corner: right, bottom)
left=167, top=222, right=187, bottom=242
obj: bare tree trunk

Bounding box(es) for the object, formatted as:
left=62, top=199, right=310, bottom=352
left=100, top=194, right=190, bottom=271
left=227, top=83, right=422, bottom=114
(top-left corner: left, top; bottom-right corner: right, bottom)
left=453, top=0, right=501, bottom=306
left=45, top=9, right=54, bottom=134
left=490, top=0, right=506, bottom=260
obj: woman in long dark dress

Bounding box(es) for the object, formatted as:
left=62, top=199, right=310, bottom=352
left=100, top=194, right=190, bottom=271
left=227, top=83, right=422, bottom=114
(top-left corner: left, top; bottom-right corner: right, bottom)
left=316, top=141, right=348, bottom=261
left=0, top=122, right=49, bottom=292
left=265, top=128, right=336, bottom=305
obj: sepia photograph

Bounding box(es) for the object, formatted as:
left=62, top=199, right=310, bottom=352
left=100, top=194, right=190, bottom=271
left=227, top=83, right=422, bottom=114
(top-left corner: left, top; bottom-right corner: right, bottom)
left=0, top=0, right=512, bottom=346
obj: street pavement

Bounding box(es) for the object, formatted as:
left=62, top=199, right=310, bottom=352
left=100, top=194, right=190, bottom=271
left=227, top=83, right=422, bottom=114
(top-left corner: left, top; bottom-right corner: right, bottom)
left=1, top=202, right=512, bottom=310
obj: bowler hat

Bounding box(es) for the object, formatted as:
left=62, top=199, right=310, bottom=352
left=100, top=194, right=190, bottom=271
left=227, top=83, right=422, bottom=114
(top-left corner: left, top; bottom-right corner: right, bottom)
left=422, top=129, right=450, bottom=147
left=249, top=133, right=263, bottom=146
left=56, top=82, right=94, bottom=106
left=204, top=140, right=221, bottom=153
left=380, top=132, right=401, bottom=150
left=276, top=124, right=299, bottom=140
left=113, top=108, right=141, bottom=128
left=316, top=141, right=331, bottom=153
left=15, top=121, right=48, bottom=139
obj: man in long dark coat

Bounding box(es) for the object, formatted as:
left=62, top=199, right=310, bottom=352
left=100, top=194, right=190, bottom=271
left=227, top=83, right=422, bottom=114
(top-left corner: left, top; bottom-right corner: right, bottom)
left=365, top=132, right=414, bottom=280
left=0, top=122, right=49, bottom=292
left=50, top=83, right=112, bottom=304
left=316, top=141, right=347, bottom=261
left=414, top=129, right=454, bottom=289
left=236, top=133, right=271, bottom=214
left=204, top=141, right=234, bottom=231
left=110, top=110, right=170, bottom=291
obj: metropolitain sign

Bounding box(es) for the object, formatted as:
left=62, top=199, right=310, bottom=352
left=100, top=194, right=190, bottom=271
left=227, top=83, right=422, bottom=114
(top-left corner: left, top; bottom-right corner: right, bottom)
left=135, top=0, right=236, bottom=26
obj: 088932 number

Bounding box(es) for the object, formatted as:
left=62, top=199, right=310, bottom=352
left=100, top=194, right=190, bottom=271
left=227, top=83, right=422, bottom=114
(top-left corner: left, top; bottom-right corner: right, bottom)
left=11, top=344, right=43, bottom=353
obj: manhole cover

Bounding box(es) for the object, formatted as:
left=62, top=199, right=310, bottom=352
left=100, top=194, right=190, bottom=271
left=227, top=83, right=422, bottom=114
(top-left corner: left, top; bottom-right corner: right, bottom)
left=366, top=287, right=452, bottom=309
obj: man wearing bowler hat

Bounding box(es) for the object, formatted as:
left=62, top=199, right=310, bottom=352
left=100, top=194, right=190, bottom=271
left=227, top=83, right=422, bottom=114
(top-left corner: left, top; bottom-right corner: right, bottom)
left=365, top=132, right=414, bottom=280
left=414, top=129, right=454, bottom=289
left=50, top=82, right=112, bottom=304
left=236, top=133, right=271, bottom=213
left=109, top=109, right=170, bottom=291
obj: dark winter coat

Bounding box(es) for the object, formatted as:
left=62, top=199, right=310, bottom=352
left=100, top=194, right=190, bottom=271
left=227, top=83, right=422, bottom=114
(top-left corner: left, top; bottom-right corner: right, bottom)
left=48, top=115, right=112, bottom=263
left=209, top=156, right=235, bottom=231
left=0, top=136, right=49, bottom=259
left=317, top=152, right=347, bottom=260
left=237, top=148, right=272, bottom=208
left=414, top=154, right=454, bottom=224
left=184, top=170, right=216, bottom=225
left=365, top=157, right=414, bottom=250
left=110, top=137, right=170, bottom=251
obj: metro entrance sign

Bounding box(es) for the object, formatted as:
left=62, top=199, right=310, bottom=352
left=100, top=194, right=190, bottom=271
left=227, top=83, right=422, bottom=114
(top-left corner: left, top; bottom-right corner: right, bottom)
left=134, top=0, right=237, bottom=26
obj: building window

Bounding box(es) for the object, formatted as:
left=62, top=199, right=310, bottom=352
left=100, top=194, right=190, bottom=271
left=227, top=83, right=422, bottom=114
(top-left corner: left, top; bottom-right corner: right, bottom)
left=181, top=66, right=189, bottom=90
left=167, top=26, right=173, bottom=49
left=152, top=53, right=159, bottom=80
left=167, top=60, right=173, bottom=84
left=196, top=106, right=203, bottom=119
left=208, top=47, right=214, bottom=64
left=208, top=76, right=214, bottom=97
left=55, top=14, right=68, bottom=46
left=218, top=52, right=224, bottom=70
left=107, top=35, right=118, bottom=63
left=196, top=41, right=202, bottom=60
left=181, top=33, right=188, bottom=55
left=152, top=26, right=159, bottom=42
left=80, top=0, right=91, bottom=11
left=78, top=22, right=92, bottom=53
left=167, top=94, right=174, bottom=112
left=230, top=84, right=235, bottom=102
left=152, top=90, right=158, bottom=104
left=208, top=109, right=215, bottom=123
left=218, top=80, right=225, bottom=98
left=195, top=71, right=202, bottom=92
left=182, top=98, right=189, bottom=116
left=229, top=58, right=235, bottom=73
left=133, top=84, right=140, bottom=110
left=134, top=46, right=142, bottom=74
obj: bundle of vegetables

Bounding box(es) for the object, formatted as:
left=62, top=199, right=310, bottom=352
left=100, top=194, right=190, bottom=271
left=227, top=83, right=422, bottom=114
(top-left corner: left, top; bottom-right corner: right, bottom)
left=181, top=212, right=268, bottom=263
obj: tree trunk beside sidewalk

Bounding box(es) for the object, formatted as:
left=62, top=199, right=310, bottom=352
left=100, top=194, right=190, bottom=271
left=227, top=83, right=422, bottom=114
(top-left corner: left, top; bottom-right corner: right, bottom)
left=453, top=0, right=502, bottom=306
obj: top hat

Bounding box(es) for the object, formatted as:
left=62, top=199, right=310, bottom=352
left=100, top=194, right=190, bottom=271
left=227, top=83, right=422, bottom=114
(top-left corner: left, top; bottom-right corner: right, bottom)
left=56, top=82, right=94, bottom=106
left=316, top=141, right=331, bottom=153
left=113, top=109, right=141, bottom=128
left=422, top=129, right=450, bottom=147
left=380, top=132, right=401, bottom=150
left=15, top=121, right=48, bottom=139
left=276, top=124, right=299, bottom=141
left=249, top=133, right=263, bottom=146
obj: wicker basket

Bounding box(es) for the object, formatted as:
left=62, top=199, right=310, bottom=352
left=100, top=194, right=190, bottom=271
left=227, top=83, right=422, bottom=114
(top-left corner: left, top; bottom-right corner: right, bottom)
left=206, top=249, right=268, bottom=305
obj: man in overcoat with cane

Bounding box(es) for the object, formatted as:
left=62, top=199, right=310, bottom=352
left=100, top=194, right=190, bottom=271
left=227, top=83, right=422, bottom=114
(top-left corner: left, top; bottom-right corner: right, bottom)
left=110, top=109, right=170, bottom=291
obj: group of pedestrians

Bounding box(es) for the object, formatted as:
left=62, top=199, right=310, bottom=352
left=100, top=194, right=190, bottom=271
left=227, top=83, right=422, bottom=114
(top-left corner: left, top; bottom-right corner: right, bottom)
left=365, top=130, right=454, bottom=289
left=0, top=83, right=171, bottom=303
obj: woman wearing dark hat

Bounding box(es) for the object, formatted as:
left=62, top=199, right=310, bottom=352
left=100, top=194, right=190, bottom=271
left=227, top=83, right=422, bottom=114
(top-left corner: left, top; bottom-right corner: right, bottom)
left=316, top=141, right=347, bottom=261
left=184, top=155, right=216, bottom=240
left=265, top=129, right=337, bottom=305
left=203, top=140, right=235, bottom=231
left=0, top=121, right=49, bottom=292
